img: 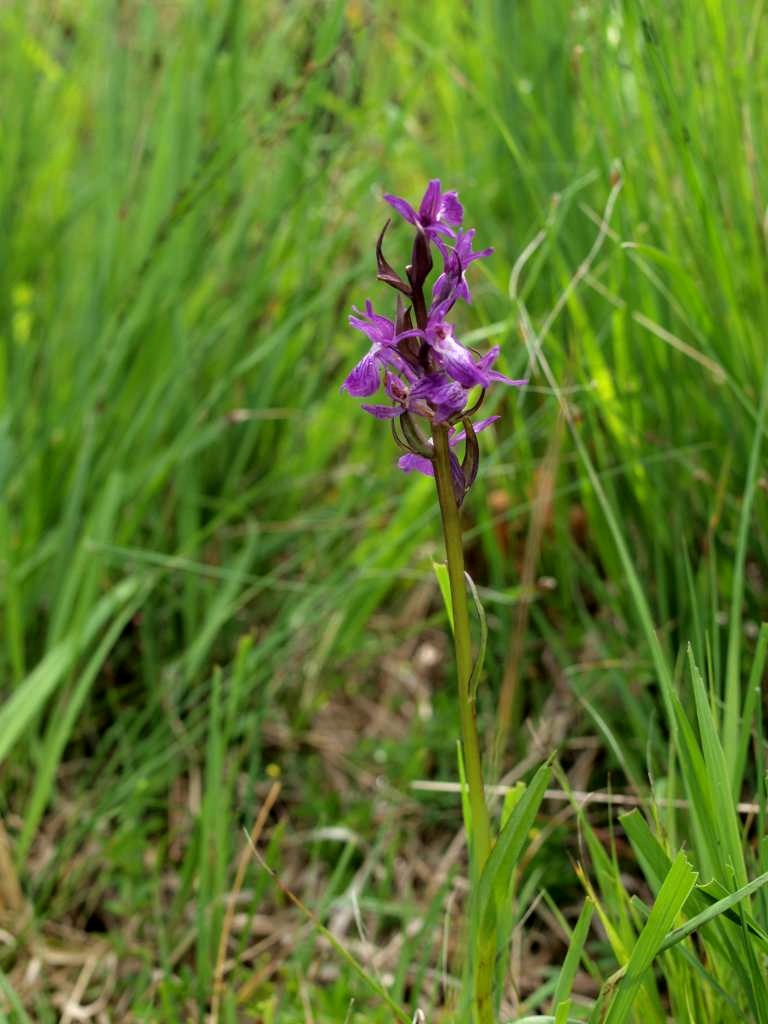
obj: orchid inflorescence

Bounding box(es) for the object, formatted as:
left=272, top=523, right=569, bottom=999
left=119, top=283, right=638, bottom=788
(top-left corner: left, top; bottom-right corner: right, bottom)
left=342, top=180, right=525, bottom=503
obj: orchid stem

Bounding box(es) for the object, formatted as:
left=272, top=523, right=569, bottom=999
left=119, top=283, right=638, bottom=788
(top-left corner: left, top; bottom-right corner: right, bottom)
left=432, top=424, right=494, bottom=1023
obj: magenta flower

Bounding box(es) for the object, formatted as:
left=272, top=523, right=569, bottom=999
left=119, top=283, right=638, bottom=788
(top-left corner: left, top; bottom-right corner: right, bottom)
left=424, top=320, right=487, bottom=389
left=424, top=320, right=526, bottom=392
left=362, top=371, right=467, bottom=423
left=342, top=301, right=421, bottom=396
left=383, top=179, right=464, bottom=241
left=342, top=180, right=525, bottom=502
left=433, top=229, right=494, bottom=305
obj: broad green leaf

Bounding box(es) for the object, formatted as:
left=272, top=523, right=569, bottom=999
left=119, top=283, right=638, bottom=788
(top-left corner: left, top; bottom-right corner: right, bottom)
left=433, top=562, right=488, bottom=700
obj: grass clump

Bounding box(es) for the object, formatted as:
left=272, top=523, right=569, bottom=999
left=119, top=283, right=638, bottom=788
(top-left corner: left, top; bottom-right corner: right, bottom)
left=0, top=0, right=767, bottom=1021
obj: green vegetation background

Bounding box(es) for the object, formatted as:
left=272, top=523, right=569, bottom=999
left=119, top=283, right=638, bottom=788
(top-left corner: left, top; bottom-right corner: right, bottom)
left=1, top=0, right=767, bottom=1021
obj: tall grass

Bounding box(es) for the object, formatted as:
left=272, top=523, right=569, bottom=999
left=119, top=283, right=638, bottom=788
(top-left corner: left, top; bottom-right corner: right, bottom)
left=0, top=0, right=766, bottom=1020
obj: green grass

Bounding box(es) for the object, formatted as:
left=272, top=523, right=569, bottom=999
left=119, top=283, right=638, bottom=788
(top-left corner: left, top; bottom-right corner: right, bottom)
left=1, top=0, right=767, bottom=1020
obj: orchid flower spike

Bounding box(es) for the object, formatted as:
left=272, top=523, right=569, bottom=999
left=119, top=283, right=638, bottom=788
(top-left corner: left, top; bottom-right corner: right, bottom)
left=342, top=180, right=525, bottom=503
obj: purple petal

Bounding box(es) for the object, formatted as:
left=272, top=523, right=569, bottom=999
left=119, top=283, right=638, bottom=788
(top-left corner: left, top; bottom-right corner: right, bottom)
left=476, top=346, right=526, bottom=387
left=378, top=346, right=416, bottom=379
left=392, top=327, right=424, bottom=343
left=418, top=179, right=442, bottom=221
left=431, top=272, right=449, bottom=303
left=342, top=351, right=380, bottom=396
left=398, top=452, right=435, bottom=476
left=467, top=244, right=494, bottom=263
left=438, top=191, right=464, bottom=227
left=427, top=324, right=487, bottom=388
left=431, top=249, right=462, bottom=308
left=450, top=415, right=500, bottom=446
left=432, top=401, right=464, bottom=423
left=428, top=292, right=457, bottom=322
left=455, top=229, right=493, bottom=264
left=410, top=375, right=466, bottom=409
left=472, top=414, right=501, bottom=433
left=384, top=371, right=409, bottom=403
left=455, top=279, right=472, bottom=303
left=429, top=222, right=456, bottom=240
left=361, top=403, right=403, bottom=419
left=349, top=301, right=397, bottom=346
left=383, top=194, right=418, bottom=225
left=487, top=372, right=527, bottom=387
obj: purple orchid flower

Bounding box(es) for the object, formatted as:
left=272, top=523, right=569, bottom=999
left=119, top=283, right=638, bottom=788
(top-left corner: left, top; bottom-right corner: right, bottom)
left=432, top=229, right=494, bottom=305
left=343, top=181, right=526, bottom=500
left=361, top=372, right=414, bottom=419
left=424, top=320, right=488, bottom=389
left=408, top=373, right=468, bottom=423
left=362, top=371, right=467, bottom=423
left=342, top=300, right=421, bottom=397
left=383, top=179, right=464, bottom=242
left=424, top=320, right=525, bottom=392
left=398, top=417, right=500, bottom=476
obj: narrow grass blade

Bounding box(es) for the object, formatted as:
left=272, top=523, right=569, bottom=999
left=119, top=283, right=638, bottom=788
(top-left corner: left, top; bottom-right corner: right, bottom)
left=432, top=560, right=454, bottom=632
left=603, top=852, right=698, bottom=1024
left=622, top=808, right=768, bottom=950
left=0, top=578, right=141, bottom=764
left=723, top=366, right=768, bottom=785
left=734, top=621, right=768, bottom=799
left=0, top=972, right=32, bottom=1023
left=253, top=848, right=410, bottom=1024
left=552, top=898, right=594, bottom=1011
left=687, top=645, right=748, bottom=889
left=475, top=761, right=552, bottom=931
left=658, top=869, right=768, bottom=955
left=465, top=570, right=488, bottom=702
left=16, top=582, right=148, bottom=862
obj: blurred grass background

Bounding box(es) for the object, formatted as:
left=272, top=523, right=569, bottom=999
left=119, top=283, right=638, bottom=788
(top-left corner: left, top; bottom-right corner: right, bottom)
left=1, top=0, right=767, bottom=1020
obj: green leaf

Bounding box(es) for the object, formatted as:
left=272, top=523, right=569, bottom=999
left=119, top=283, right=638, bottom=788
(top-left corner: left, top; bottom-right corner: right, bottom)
left=658, top=869, right=768, bottom=955
left=723, top=367, right=768, bottom=786
left=432, top=562, right=487, bottom=700
left=622, top=808, right=768, bottom=952
left=552, top=898, right=594, bottom=1011
left=432, top=559, right=453, bottom=632
left=0, top=578, right=142, bottom=765
left=464, top=570, right=488, bottom=702
left=500, top=781, right=525, bottom=831
left=0, top=972, right=32, bottom=1023
left=687, top=645, right=748, bottom=889
left=475, top=762, right=552, bottom=933
left=603, top=851, right=698, bottom=1024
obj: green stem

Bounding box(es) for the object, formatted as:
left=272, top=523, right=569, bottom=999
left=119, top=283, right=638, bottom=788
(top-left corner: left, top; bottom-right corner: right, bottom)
left=432, top=424, right=494, bottom=1023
